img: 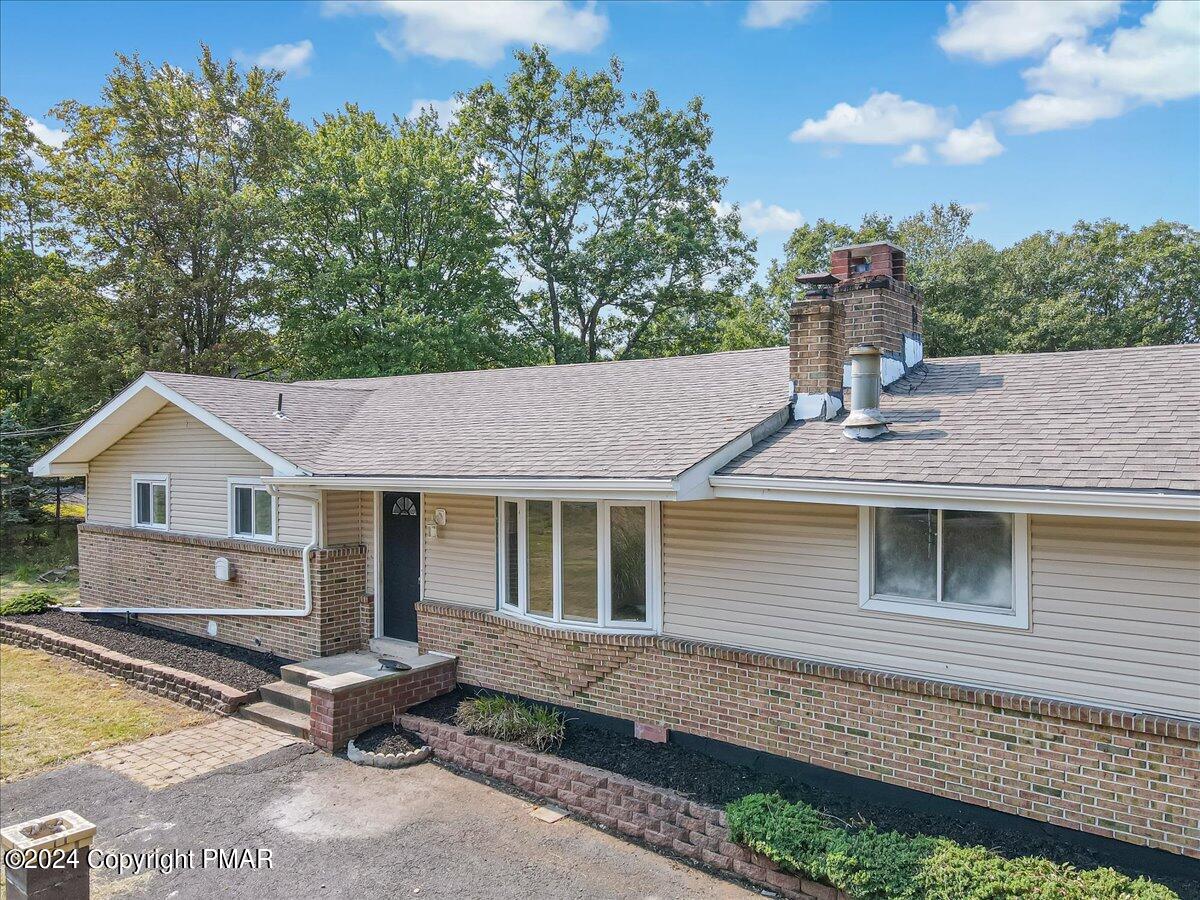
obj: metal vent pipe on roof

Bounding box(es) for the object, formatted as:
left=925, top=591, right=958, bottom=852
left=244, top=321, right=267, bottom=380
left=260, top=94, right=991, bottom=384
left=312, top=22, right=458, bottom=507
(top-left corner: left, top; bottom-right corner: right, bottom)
left=842, top=344, right=889, bottom=441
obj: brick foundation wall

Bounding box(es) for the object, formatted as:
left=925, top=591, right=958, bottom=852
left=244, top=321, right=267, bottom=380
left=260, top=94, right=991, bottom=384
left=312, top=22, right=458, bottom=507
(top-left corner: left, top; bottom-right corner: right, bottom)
left=417, top=602, right=1200, bottom=858
left=78, top=524, right=368, bottom=660
left=402, top=714, right=844, bottom=900
left=309, top=658, right=457, bottom=752
left=0, top=619, right=255, bottom=714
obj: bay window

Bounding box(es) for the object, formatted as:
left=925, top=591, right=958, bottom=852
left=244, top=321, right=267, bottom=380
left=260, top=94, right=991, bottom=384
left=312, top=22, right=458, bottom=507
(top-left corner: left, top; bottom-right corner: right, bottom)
left=131, top=474, right=168, bottom=530
left=499, top=499, right=658, bottom=631
left=859, top=506, right=1029, bottom=628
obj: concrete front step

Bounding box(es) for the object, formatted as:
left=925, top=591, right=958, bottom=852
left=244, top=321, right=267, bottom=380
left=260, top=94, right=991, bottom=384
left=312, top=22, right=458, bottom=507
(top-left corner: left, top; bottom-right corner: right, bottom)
left=239, top=701, right=310, bottom=740
left=281, top=648, right=454, bottom=688
left=259, top=679, right=312, bottom=714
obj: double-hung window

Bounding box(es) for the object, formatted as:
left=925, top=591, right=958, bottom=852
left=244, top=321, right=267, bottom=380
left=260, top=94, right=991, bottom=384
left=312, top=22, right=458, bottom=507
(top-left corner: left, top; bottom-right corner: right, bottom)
left=229, top=479, right=275, bottom=541
left=859, top=507, right=1029, bottom=628
left=131, top=475, right=168, bottom=530
left=499, top=499, right=658, bottom=631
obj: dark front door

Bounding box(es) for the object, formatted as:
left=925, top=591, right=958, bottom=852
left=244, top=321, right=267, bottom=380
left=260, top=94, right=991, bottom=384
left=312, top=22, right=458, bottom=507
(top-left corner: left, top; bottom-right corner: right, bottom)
left=381, top=492, right=421, bottom=642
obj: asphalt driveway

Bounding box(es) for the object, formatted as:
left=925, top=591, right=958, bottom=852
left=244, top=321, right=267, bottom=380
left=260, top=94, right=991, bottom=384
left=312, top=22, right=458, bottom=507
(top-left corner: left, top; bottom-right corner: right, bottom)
left=1, top=727, right=753, bottom=899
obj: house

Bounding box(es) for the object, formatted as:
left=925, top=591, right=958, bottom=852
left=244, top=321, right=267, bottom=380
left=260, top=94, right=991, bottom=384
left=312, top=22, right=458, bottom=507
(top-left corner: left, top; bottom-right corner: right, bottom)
left=31, top=243, right=1200, bottom=859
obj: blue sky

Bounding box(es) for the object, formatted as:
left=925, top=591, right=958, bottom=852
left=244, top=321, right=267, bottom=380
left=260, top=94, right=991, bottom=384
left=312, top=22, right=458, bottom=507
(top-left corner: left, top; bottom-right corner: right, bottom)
left=2, top=0, right=1197, bottom=269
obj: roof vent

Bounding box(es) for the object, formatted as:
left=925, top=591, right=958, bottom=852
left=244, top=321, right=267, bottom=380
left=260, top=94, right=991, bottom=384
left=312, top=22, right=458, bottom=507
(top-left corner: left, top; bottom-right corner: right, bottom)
left=842, top=344, right=889, bottom=441
left=274, top=392, right=287, bottom=420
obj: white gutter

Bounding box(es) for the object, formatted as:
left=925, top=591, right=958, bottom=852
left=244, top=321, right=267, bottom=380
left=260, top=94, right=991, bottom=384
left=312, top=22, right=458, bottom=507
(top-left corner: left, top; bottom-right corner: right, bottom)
left=263, top=474, right=680, bottom=501
left=63, top=489, right=322, bottom=617
left=709, top=475, right=1200, bottom=522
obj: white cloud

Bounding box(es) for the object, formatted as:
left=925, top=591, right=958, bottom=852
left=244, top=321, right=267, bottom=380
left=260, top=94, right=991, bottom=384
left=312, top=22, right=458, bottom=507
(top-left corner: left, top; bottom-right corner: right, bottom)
left=323, top=0, right=607, bottom=66
left=938, top=0, right=1120, bottom=63
left=936, top=118, right=1004, bottom=164
left=894, top=144, right=930, bottom=166
left=27, top=117, right=67, bottom=148
left=241, top=39, right=314, bottom=76
left=406, top=97, right=463, bottom=127
left=743, top=0, right=822, bottom=29
left=1004, top=92, right=1125, bottom=132
left=790, top=92, right=954, bottom=145
left=1004, top=0, right=1200, bottom=132
left=718, top=200, right=804, bottom=234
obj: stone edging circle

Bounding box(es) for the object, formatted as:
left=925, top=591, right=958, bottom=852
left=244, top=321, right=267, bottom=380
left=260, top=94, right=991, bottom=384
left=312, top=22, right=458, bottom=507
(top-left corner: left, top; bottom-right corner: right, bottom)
left=346, top=738, right=431, bottom=769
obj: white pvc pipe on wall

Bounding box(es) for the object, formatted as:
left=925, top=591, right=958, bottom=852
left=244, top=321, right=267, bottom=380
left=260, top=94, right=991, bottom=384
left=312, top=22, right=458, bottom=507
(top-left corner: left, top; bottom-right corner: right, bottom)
left=62, top=487, right=321, bottom=618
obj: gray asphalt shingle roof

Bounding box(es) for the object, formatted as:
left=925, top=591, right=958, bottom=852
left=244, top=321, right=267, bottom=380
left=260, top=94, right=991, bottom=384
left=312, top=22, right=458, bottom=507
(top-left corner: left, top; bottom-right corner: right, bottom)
left=149, top=343, right=1199, bottom=493
left=720, top=344, right=1200, bottom=493
left=155, top=347, right=791, bottom=479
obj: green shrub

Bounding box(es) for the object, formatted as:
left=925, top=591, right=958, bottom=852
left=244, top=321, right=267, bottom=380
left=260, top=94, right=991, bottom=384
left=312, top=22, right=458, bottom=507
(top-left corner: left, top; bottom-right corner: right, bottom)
left=0, top=589, right=58, bottom=616
left=725, top=794, right=1178, bottom=900
left=455, top=694, right=566, bottom=752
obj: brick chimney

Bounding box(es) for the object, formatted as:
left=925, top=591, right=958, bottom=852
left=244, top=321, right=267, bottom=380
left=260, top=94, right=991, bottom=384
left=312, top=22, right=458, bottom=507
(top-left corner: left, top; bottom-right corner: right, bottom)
left=790, top=242, right=923, bottom=421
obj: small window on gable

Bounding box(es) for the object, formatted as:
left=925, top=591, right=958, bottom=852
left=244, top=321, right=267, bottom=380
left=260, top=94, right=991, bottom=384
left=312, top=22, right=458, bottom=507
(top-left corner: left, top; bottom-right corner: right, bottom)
left=859, top=506, right=1029, bottom=629
left=230, top=481, right=275, bottom=541
left=132, top=475, right=168, bottom=530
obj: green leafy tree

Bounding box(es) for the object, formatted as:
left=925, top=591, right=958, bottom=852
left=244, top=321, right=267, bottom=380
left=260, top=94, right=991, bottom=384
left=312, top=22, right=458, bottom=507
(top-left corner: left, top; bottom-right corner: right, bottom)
left=645, top=283, right=790, bottom=357
left=455, top=46, right=755, bottom=363
left=51, top=46, right=299, bottom=377
left=1, top=97, right=75, bottom=420
left=999, top=219, right=1199, bottom=353
left=763, top=204, right=1198, bottom=358
left=0, top=99, right=97, bottom=524
left=270, top=106, right=526, bottom=379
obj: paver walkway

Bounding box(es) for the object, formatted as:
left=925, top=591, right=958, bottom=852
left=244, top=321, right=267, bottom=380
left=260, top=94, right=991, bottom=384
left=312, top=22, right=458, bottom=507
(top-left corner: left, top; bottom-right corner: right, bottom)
left=87, top=718, right=297, bottom=789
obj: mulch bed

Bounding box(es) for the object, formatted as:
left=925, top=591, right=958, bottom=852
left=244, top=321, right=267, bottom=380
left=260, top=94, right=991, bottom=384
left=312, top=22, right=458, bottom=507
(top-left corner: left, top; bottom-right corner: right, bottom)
left=412, top=688, right=1197, bottom=896
left=353, top=724, right=428, bottom=756
left=3, top=609, right=286, bottom=691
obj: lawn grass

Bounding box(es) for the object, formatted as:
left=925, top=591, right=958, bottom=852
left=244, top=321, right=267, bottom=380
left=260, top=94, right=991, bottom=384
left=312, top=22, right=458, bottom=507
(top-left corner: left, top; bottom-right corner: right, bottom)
left=0, top=522, right=81, bottom=606
left=0, top=645, right=210, bottom=781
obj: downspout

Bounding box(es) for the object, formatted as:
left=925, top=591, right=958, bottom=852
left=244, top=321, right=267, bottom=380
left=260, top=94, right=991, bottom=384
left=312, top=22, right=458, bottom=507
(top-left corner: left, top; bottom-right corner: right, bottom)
left=62, top=488, right=321, bottom=618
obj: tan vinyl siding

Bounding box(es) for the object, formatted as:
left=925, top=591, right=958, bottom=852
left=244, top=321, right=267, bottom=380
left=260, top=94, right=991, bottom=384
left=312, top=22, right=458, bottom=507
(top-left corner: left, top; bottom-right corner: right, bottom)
left=662, top=499, right=1200, bottom=719
left=86, top=404, right=312, bottom=546
left=323, top=489, right=374, bottom=593
left=422, top=493, right=496, bottom=609
left=324, top=490, right=366, bottom=544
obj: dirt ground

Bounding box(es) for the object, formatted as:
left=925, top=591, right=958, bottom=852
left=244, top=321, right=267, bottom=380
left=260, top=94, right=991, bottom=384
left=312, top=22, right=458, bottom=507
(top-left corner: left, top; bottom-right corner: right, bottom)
left=5, top=610, right=285, bottom=690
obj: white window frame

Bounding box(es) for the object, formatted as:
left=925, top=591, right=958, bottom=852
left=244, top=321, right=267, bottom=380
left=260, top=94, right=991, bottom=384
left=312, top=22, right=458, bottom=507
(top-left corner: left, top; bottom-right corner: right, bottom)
left=497, top=499, right=661, bottom=634
left=858, top=506, right=1030, bottom=629
left=130, top=473, right=169, bottom=531
left=228, top=477, right=277, bottom=543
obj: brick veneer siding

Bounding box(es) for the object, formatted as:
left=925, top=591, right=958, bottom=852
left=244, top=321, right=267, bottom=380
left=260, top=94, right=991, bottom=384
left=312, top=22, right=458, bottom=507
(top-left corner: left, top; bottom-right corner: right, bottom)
left=360, top=593, right=377, bottom=649
left=417, top=602, right=1200, bottom=858
left=309, top=658, right=457, bottom=752
left=0, top=619, right=255, bottom=714
left=401, top=714, right=845, bottom=900
left=77, top=524, right=368, bottom=660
